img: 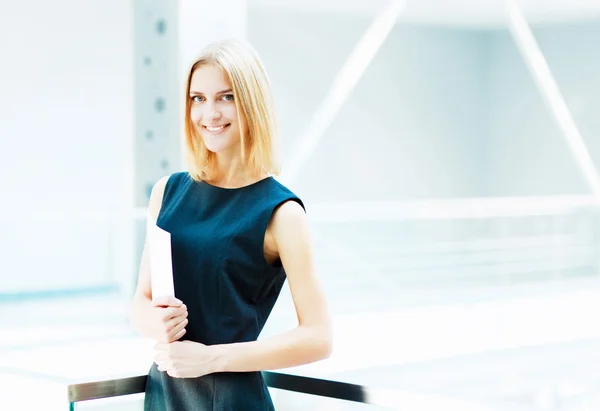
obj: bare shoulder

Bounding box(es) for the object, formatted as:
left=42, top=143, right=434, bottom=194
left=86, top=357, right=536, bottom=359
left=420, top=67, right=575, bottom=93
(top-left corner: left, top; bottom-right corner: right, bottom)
left=271, top=200, right=306, bottom=228
left=147, top=175, right=170, bottom=219
left=269, top=200, right=307, bottom=247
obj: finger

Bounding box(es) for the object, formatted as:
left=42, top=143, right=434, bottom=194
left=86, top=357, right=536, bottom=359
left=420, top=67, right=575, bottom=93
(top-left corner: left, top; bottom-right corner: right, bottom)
left=152, top=296, right=183, bottom=308
left=171, top=306, right=188, bottom=322
left=165, top=313, right=188, bottom=331
left=152, top=296, right=169, bottom=307
left=165, top=296, right=183, bottom=307
left=169, top=318, right=188, bottom=336
left=160, top=307, right=179, bottom=322
left=161, top=305, right=188, bottom=322
left=172, top=327, right=186, bottom=341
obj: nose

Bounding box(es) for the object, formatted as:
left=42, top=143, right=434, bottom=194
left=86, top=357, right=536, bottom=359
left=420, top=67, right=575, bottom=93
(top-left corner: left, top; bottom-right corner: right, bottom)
left=206, top=102, right=221, bottom=121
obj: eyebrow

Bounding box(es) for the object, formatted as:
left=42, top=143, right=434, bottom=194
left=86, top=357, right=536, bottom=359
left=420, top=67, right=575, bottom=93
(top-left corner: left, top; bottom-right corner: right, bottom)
left=189, top=89, right=232, bottom=95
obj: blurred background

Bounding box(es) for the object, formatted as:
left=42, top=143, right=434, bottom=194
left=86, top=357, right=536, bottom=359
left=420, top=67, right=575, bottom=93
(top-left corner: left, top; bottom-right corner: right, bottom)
left=1, top=0, right=600, bottom=409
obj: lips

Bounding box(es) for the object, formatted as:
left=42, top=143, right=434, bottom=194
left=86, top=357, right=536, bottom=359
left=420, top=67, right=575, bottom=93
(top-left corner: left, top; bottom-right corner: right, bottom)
left=203, top=124, right=230, bottom=133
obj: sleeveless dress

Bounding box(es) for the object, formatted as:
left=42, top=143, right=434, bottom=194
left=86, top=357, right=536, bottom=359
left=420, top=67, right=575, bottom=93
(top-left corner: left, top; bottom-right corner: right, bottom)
left=144, top=171, right=304, bottom=411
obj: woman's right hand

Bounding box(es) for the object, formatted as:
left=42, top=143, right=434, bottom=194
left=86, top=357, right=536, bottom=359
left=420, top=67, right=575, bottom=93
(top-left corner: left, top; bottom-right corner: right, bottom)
left=150, top=296, right=189, bottom=343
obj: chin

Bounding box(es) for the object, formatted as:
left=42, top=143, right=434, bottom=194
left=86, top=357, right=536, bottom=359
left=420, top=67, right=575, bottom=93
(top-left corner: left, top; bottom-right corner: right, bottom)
left=202, top=138, right=237, bottom=154
left=205, top=146, right=228, bottom=154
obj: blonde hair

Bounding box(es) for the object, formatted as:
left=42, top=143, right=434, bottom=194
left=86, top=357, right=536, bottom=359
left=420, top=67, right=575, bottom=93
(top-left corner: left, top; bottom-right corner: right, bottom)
left=183, top=39, right=280, bottom=182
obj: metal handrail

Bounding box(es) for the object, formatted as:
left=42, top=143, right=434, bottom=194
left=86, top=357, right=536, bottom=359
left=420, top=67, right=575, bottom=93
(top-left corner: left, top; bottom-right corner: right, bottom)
left=67, top=372, right=372, bottom=405
left=67, top=371, right=535, bottom=410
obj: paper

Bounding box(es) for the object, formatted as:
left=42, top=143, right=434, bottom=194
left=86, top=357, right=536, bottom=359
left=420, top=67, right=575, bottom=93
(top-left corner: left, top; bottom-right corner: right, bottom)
left=146, top=213, right=175, bottom=300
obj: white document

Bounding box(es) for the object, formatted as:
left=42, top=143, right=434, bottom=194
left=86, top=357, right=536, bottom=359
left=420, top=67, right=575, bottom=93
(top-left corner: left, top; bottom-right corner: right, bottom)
left=146, top=213, right=175, bottom=301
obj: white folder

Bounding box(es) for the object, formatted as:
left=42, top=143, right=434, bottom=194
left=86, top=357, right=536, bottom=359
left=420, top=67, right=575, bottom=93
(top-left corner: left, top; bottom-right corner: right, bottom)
left=146, top=213, right=175, bottom=300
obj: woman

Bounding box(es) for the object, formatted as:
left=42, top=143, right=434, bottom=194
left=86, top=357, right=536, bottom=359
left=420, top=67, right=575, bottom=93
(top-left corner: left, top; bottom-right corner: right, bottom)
left=129, top=38, right=332, bottom=410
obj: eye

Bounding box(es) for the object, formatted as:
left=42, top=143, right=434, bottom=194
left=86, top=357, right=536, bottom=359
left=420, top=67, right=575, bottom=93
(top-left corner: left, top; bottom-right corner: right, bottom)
left=221, top=94, right=234, bottom=101
left=191, top=95, right=204, bottom=103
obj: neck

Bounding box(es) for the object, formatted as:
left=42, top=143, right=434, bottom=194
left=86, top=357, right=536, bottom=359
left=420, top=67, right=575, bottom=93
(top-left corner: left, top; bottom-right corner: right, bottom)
left=211, top=154, right=258, bottom=187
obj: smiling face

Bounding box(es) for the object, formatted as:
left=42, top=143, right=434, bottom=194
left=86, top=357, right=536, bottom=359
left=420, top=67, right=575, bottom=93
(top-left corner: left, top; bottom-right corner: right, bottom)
left=188, top=64, right=246, bottom=156
left=183, top=39, right=281, bottom=182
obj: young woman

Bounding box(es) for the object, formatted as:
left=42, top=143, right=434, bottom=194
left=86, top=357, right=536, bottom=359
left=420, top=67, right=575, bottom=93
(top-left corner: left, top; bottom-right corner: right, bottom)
left=129, top=38, right=332, bottom=410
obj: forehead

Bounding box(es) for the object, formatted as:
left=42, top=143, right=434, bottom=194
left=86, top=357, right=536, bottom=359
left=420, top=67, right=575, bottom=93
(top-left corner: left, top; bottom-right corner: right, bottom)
left=189, top=64, right=231, bottom=92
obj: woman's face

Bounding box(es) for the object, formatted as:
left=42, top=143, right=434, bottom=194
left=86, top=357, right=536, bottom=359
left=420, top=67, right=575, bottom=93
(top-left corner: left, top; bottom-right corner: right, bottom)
left=189, top=64, right=245, bottom=155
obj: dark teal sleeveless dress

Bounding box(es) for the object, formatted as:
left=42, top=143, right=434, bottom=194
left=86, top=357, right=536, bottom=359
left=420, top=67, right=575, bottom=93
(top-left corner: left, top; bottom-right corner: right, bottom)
left=144, top=171, right=304, bottom=411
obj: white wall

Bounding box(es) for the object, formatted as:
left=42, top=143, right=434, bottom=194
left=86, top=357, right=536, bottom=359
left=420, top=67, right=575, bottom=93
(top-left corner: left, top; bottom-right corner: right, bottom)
left=485, top=21, right=600, bottom=196
left=248, top=8, right=489, bottom=202
left=248, top=8, right=600, bottom=201
left=0, top=0, right=134, bottom=293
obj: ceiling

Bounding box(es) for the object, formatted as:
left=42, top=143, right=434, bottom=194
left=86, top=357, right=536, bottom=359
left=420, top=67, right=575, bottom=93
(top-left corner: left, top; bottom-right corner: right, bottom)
left=251, top=0, right=600, bottom=27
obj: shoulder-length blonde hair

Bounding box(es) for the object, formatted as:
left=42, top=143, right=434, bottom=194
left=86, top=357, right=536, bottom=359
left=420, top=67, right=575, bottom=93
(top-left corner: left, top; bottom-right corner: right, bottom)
left=183, top=39, right=280, bottom=182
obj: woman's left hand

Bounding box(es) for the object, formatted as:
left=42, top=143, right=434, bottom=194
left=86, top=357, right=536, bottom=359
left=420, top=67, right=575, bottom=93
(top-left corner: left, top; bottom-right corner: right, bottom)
left=154, top=341, right=220, bottom=378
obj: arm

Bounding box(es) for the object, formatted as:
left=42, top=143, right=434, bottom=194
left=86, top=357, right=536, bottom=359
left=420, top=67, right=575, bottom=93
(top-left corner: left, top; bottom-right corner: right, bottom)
left=214, top=200, right=332, bottom=371
left=129, top=176, right=188, bottom=343
left=155, top=200, right=332, bottom=377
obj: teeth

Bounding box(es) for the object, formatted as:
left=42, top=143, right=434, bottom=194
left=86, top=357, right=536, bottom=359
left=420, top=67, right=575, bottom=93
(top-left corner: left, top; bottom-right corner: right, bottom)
left=206, top=125, right=226, bottom=132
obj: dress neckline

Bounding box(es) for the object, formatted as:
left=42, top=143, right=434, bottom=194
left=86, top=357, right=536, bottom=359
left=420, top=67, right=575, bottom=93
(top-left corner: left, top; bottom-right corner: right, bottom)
left=199, top=175, right=273, bottom=191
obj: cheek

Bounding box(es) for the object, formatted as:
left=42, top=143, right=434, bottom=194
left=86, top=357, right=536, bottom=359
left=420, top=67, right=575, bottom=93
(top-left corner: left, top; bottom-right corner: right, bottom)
left=190, top=107, right=203, bottom=125
left=223, top=106, right=238, bottom=122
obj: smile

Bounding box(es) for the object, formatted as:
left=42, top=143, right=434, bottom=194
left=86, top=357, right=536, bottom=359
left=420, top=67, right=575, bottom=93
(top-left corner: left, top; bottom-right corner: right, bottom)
left=203, top=124, right=230, bottom=133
